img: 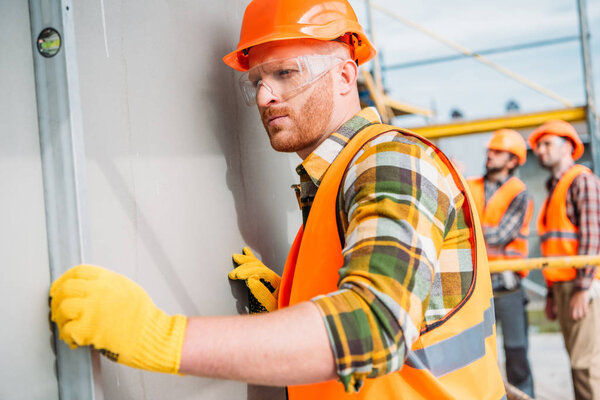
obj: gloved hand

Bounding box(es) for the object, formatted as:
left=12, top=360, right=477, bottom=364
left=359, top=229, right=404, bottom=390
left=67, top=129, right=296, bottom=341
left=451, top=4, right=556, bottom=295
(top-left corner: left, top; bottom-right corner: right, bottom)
left=229, top=247, right=280, bottom=313
left=50, top=265, right=187, bottom=374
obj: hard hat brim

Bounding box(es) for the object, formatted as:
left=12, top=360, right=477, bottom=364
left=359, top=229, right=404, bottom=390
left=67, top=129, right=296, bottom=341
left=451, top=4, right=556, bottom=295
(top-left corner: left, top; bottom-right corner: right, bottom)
left=223, top=32, right=376, bottom=72
left=528, top=123, right=585, bottom=161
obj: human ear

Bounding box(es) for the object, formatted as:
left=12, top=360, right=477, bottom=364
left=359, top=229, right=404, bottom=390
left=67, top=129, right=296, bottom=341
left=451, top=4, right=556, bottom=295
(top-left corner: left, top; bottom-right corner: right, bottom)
left=336, top=59, right=358, bottom=95
left=507, top=155, right=519, bottom=170
left=564, top=140, right=575, bottom=157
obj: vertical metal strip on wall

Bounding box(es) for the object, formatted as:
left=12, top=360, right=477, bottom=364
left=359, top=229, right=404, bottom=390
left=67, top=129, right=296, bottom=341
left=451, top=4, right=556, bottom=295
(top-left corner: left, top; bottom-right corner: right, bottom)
left=576, top=0, right=600, bottom=173
left=28, top=0, right=101, bottom=399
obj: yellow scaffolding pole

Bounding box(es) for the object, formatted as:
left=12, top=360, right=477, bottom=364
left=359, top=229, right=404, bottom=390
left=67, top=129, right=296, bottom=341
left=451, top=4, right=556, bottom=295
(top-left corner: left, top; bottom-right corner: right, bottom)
left=360, top=70, right=434, bottom=119
left=489, top=254, right=600, bottom=273
left=385, top=95, right=434, bottom=118
left=361, top=69, right=392, bottom=123
left=410, top=106, right=586, bottom=139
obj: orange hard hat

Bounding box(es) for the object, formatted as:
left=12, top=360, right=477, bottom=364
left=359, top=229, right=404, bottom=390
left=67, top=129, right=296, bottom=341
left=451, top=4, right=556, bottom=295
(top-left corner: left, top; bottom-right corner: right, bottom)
left=487, top=129, right=528, bottom=165
left=223, top=0, right=377, bottom=71
left=528, top=119, right=584, bottom=160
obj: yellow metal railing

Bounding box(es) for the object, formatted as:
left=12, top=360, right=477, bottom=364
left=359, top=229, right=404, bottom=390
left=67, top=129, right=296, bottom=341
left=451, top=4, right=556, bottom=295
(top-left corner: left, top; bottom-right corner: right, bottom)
left=489, top=254, right=600, bottom=273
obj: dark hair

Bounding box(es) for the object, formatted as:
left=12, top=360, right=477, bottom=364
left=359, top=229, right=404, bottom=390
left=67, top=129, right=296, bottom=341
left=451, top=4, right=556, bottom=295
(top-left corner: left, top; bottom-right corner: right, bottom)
left=507, top=154, right=520, bottom=175
left=563, top=136, right=575, bottom=153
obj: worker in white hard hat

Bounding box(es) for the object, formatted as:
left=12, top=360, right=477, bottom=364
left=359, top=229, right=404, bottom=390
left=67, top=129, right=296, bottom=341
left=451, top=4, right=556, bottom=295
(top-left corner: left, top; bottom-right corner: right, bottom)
left=50, top=1, right=505, bottom=398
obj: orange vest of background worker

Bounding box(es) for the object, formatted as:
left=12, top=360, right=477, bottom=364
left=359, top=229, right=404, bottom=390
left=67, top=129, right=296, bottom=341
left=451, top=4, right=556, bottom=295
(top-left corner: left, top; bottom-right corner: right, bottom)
left=529, top=119, right=600, bottom=400
left=468, top=176, right=533, bottom=262
left=467, top=129, right=533, bottom=270
left=278, top=123, right=505, bottom=400
left=466, top=129, right=535, bottom=397
left=537, top=163, right=597, bottom=281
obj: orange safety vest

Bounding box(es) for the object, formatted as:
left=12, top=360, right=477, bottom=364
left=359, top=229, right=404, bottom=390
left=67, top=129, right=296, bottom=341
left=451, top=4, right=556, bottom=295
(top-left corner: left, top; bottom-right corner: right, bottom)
left=538, top=164, right=599, bottom=283
left=279, top=124, right=505, bottom=400
left=467, top=177, right=533, bottom=261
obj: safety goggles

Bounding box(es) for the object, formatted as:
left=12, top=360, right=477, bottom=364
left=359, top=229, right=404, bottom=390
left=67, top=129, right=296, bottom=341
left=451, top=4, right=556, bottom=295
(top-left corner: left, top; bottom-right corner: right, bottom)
left=239, top=54, right=345, bottom=106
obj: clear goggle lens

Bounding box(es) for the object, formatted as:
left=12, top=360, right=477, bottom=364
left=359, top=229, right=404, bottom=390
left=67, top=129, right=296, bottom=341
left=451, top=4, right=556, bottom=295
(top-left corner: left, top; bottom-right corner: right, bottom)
left=239, top=54, right=344, bottom=106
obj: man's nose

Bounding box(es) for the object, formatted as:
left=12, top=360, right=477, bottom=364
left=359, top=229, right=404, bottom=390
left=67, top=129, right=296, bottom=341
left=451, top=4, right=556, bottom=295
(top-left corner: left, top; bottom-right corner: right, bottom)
left=534, top=145, right=544, bottom=155
left=255, top=81, right=279, bottom=107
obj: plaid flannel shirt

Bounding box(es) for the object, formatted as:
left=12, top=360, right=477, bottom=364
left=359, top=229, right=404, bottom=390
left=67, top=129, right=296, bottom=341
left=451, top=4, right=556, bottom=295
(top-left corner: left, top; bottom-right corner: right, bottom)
left=296, top=108, right=474, bottom=392
left=546, top=167, right=600, bottom=291
left=483, top=176, right=529, bottom=247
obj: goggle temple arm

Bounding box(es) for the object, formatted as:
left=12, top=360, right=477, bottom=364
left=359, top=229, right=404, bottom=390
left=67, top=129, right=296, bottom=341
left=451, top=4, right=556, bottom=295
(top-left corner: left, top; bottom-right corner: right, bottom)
left=333, top=33, right=360, bottom=66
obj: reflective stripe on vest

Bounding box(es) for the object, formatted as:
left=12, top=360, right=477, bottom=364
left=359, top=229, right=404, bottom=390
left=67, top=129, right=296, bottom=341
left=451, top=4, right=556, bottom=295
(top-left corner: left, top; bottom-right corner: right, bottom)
left=538, top=164, right=598, bottom=282
left=466, top=177, right=532, bottom=261
left=281, top=123, right=505, bottom=400
left=540, top=231, right=579, bottom=241
left=406, top=298, right=495, bottom=376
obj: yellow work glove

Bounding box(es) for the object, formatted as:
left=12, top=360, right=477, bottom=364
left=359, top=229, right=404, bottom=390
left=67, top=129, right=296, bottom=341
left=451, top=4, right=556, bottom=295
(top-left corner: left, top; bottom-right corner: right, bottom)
left=229, top=247, right=281, bottom=313
left=50, top=265, right=187, bottom=374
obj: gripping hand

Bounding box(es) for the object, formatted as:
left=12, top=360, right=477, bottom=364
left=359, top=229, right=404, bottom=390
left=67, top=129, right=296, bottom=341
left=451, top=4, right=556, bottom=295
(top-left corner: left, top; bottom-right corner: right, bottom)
left=50, top=265, right=187, bottom=374
left=229, top=247, right=280, bottom=313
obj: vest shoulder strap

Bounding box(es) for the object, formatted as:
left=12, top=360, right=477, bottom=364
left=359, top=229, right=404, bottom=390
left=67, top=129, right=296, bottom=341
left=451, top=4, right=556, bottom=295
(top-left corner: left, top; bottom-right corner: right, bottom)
left=541, top=164, right=592, bottom=229
left=466, top=177, right=485, bottom=218
left=483, top=177, right=526, bottom=225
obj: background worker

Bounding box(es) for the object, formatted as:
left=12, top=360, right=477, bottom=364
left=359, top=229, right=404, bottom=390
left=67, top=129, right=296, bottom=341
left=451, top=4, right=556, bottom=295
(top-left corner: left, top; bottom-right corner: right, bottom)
left=467, top=129, right=535, bottom=397
left=49, top=0, right=505, bottom=398
left=529, top=119, right=600, bottom=400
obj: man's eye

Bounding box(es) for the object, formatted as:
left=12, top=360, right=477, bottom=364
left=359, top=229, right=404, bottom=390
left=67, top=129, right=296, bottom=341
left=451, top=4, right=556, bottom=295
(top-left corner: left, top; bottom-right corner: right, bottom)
left=246, top=75, right=261, bottom=87
left=277, top=69, right=297, bottom=78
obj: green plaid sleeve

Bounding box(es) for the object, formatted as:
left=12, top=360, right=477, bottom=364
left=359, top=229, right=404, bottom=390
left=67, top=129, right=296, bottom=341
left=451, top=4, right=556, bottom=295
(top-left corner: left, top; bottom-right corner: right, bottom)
left=312, top=132, right=459, bottom=393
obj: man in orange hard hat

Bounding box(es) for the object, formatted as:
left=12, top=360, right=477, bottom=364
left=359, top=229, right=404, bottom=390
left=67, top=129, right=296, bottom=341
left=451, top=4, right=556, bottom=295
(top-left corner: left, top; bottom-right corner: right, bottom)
left=467, top=129, right=535, bottom=397
left=49, top=1, right=505, bottom=398
left=529, top=119, right=600, bottom=400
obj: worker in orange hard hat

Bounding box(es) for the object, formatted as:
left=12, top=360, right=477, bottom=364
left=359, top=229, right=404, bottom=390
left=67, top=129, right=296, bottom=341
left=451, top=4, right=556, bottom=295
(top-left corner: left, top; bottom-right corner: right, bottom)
left=49, top=1, right=505, bottom=399
left=530, top=119, right=600, bottom=400
left=222, top=0, right=377, bottom=72
left=467, top=129, right=535, bottom=397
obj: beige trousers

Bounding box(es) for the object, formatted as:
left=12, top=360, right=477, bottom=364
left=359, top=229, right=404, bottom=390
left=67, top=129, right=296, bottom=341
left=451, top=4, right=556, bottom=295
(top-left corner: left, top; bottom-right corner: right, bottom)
left=554, top=281, right=600, bottom=400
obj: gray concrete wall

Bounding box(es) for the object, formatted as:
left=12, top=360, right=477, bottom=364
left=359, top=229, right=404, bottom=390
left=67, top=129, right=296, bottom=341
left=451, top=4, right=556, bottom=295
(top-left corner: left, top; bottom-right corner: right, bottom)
left=0, top=2, right=59, bottom=399
left=1, top=0, right=299, bottom=398
left=73, top=1, right=297, bottom=399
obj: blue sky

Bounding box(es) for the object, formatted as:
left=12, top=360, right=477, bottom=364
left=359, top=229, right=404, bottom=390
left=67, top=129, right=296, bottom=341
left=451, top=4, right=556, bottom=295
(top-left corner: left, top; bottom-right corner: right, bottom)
left=348, top=0, right=600, bottom=127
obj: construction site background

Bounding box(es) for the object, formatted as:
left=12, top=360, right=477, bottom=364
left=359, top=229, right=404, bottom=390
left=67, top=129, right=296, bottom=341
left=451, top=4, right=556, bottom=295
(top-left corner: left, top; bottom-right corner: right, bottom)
left=2, top=1, right=600, bottom=399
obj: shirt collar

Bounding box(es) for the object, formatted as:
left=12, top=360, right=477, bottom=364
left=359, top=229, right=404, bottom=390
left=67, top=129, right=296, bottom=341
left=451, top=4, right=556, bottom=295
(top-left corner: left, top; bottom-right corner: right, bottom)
left=484, top=174, right=510, bottom=188
left=296, top=107, right=382, bottom=186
